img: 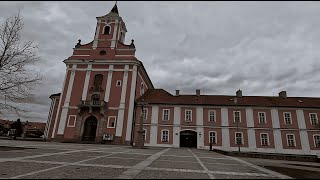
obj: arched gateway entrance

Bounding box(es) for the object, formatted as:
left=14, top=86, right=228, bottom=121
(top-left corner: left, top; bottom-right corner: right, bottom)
left=180, top=130, right=197, bottom=148
left=82, top=116, right=98, bottom=141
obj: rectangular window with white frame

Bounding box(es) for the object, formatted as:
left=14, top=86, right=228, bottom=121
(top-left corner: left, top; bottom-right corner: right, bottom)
left=142, top=109, right=148, bottom=122
left=107, top=116, right=117, bottom=128
left=234, top=111, right=241, bottom=123
left=162, top=109, right=170, bottom=121
left=209, top=131, right=217, bottom=144
left=260, top=133, right=269, bottom=146
left=185, top=110, right=192, bottom=122
left=314, top=135, right=320, bottom=148
left=67, top=115, right=77, bottom=127
left=143, top=129, right=146, bottom=141
left=161, top=130, right=169, bottom=142
left=286, top=134, right=296, bottom=147
left=258, top=112, right=266, bottom=124
left=284, top=112, right=292, bottom=125
left=209, top=110, right=216, bottom=122
left=235, top=132, right=243, bottom=145
left=309, top=113, right=319, bottom=125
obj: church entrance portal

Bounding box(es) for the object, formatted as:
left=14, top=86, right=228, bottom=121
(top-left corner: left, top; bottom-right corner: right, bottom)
left=82, top=116, right=98, bottom=141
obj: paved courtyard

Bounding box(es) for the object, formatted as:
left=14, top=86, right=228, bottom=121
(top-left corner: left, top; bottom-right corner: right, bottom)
left=0, top=140, right=291, bottom=179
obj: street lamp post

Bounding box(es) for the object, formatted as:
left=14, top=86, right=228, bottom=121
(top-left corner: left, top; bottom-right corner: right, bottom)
left=233, top=97, right=241, bottom=154
left=134, top=98, right=147, bottom=149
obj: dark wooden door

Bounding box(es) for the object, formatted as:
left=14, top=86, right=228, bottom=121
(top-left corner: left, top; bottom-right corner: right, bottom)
left=82, top=116, right=97, bottom=141
left=180, top=130, right=197, bottom=148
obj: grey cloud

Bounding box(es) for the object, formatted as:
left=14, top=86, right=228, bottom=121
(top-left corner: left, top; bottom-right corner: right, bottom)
left=1, top=1, right=320, bottom=122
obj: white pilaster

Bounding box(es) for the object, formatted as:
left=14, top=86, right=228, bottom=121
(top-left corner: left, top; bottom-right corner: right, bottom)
left=116, top=65, right=129, bottom=137
left=57, top=64, right=77, bottom=135
left=120, top=65, right=129, bottom=105
left=125, top=65, right=138, bottom=141
left=297, top=109, right=310, bottom=154
left=111, top=20, right=118, bottom=49
left=44, top=99, right=54, bottom=138
left=92, top=21, right=101, bottom=49
left=116, top=22, right=121, bottom=48
left=104, top=65, right=113, bottom=102
left=221, top=108, right=230, bottom=150
left=246, top=108, right=256, bottom=150
left=81, top=64, right=92, bottom=100
left=196, top=107, right=204, bottom=149
left=271, top=109, right=283, bottom=152
left=173, top=106, right=181, bottom=147
left=51, top=66, right=68, bottom=138
left=44, top=97, right=56, bottom=139
left=150, top=106, right=159, bottom=146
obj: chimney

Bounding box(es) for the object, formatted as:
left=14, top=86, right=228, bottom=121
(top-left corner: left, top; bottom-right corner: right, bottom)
left=175, top=90, right=180, bottom=96
left=236, top=89, right=242, bottom=98
left=196, top=89, right=200, bottom=96
left=279, top=91, right=287, bottom=99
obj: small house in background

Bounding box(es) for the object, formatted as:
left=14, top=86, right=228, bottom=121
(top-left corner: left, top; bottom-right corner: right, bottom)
left=23, top=121, right=46, bottom=138
left=0, top=119, right=45, bottom=138
left=0, top=119, right=14, bottom=136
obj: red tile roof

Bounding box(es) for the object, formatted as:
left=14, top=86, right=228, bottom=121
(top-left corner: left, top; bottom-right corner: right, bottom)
left=0, top=119, right=45, bottom=130
left=137, top=89, right=320, bottom=108
left=0, top=119, right=14, bottom=125
left=24, top=122, right=46, bottom=130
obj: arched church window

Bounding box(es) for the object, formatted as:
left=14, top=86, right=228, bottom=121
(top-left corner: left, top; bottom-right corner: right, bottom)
left=93, top=74, right=103, bottom=90
left=103, top=25, right=111, bottom=35
left=140, top=83, right=145, bottom=95
left=119, top=31, right=125, bottom=42
left=91, top=94, right=100, bottom=102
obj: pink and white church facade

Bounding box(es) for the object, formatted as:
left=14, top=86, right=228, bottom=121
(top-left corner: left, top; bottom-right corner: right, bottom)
left=45, top=4, right=320, bottom=157
left=44, top=4, right=153, bottom=145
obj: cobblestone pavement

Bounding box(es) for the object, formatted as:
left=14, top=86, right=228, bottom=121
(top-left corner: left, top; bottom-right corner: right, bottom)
left=238, top=156, right=320, bottom=179
left=0, top=140, right=291, bottom=179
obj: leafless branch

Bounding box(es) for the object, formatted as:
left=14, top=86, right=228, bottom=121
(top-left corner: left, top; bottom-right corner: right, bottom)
left=0, top=11, right=42, bottom=115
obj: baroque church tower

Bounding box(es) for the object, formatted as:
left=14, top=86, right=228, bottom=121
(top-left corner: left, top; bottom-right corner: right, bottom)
left=44, top=3, right=154, bottom=145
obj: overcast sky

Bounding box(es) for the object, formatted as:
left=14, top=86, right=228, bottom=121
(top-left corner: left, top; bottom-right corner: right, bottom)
left=1, top=1, right=320, bottom=122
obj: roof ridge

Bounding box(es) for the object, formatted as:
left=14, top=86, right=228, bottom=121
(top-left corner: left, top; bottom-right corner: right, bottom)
left=136, top=89, right=320, bottom=108
left=146, top=90, right=320, bottom=99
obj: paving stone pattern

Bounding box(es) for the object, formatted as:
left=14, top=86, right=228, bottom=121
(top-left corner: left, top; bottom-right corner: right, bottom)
left=0, top=139, right=287, bottom=179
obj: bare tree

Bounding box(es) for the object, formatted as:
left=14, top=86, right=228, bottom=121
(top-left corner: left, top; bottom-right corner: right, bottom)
left=0, top=11, right=42, bottom=115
